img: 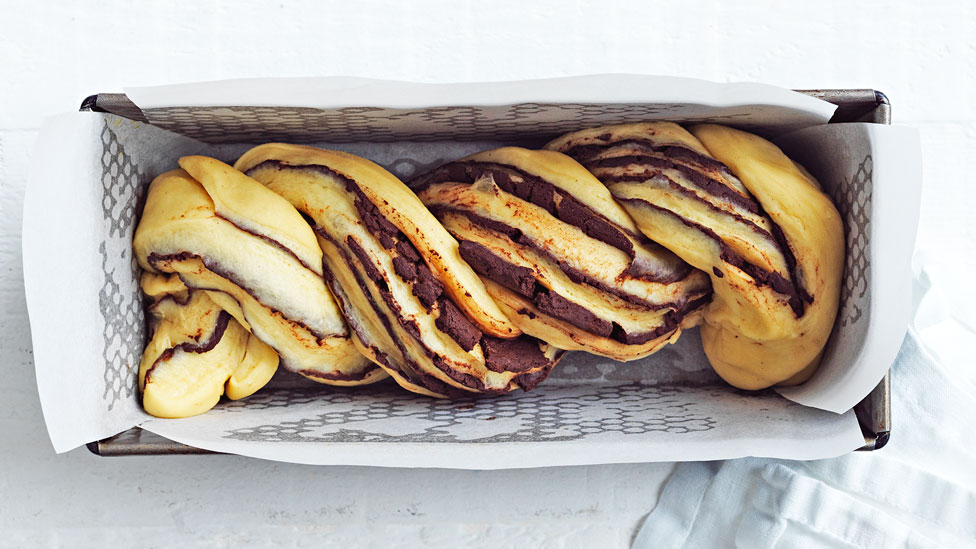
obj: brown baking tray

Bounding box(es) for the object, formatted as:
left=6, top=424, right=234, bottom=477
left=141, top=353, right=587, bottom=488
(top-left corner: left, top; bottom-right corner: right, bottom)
left=82, top=88, right=893, bottom=457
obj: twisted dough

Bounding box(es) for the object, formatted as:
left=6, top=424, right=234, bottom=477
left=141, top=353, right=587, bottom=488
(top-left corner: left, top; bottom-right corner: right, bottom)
left=546, top=123, right=844, bottom=389
left=412, top=147, right=711, bottom=361
left=234, top=144, right=564, bottom=397
left=138, top=272, right=279, bottom=418
left=133, top=123, right=844, bottom=415
left=133, top=158, right=382, bottom=388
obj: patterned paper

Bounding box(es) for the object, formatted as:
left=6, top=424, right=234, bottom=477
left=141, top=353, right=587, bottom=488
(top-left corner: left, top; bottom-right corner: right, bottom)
left=29, top=78, right=916, bottom=461
left=97, top=120, right=146, bottom=410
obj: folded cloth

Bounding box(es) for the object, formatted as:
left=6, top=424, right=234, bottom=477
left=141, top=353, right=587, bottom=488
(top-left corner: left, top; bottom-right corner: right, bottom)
left=634, top=258, right=976, bottom=548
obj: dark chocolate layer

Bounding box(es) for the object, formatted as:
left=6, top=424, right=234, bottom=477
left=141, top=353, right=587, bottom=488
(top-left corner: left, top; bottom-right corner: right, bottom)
left=411, top=160, right=654, bottom=266
left=515, top=362, right=559, bottom=391
left=249, top=161, right=556, bottom=395
left=481, top=336, right=552, bottom=373
left=144, top=310, right=231, bottom=385
left=334, top=234, right=450, bottom=392
left=458, top=240, right=535, bottom=297
left=457, top=239, right=702, bottom=344
left=146, top=251, right=336, bottom=343
left=558, top=137, right=811, bottom=317
left=618, top=197, right=804, bottom=315
left=441, top=207, right=689, bottom=309
left=435, top=297, right=481, bottom=352
left=570, top=144, right=760, bottom=215
left=535, top=290, right=613, bottom=337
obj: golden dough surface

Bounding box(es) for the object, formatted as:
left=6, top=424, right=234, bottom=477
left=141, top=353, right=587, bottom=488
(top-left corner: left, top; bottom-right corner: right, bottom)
left=548, top=122, right=844, bottom=389
left=133, top=122, right=845, bottom=411
left=133, top=161, right=378, bottom=386
left=139, top=287, right=278, bottom=419
left=235, top=144, right=563, bottom=398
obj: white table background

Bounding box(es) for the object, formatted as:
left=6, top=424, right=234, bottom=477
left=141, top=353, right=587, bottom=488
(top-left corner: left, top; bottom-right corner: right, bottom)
left=1, top=1, right=972, bottom=546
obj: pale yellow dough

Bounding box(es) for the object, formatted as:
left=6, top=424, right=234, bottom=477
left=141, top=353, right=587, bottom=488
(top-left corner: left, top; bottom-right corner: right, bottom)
left=138, top=287, right=278, bottom=419
left=689, top=124, right=844, bottom=389
left=548, top=123, right=845, bottom=390
left=235, top=144, right=562, bottom=397
left=133, top=161, right=380, bottom=386
left=415, top=146, right=711, bottom=361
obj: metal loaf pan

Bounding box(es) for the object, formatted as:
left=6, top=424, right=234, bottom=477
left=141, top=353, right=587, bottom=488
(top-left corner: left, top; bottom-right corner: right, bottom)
left=83, top=88, right=892, bottom=457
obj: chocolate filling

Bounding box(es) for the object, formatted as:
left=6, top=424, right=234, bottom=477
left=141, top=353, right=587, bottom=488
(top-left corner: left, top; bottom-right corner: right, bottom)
left=556, top=194, right=633, bottom=253
left=247, top=160, right=558, bottom=393
left=576, top=147, right=760, bottom=215
left=378, top=232, right=396, bottom=250
left=623, top=292, right=712, bottom=345
left=343, top=223, right=543, bottom=392
left=441, top=208, right=690, bottom=309
left=338, top=171, right=447, bottom=312
left=345, top=230, right=553, bottom=393
left=515, top=363, right=558, bottom=391
left=618, top=197, right=805, bottom=316
left=146, top=251, right=335, bottom=342
left=411, top=160, right=642, bottom=259
left=458, top=240, right=536, bottom=297
left=535, top=290, right=613, bottom=337
left=418, top=371, right=470, bottom=399
left=395, top=239, right=421, bottom=262
left=412, top=266, right=443, bottom=310
left=457, top=239, right=703, bottom=344
left=481, top=336, right=552, bottom=373
left=431, top=355, right=492, bottom=392
left=391, top=256, right=417, bottom=281
left=144, top=310, right=231, bottom=385
left=334, top=235, right=456, bottom=393
left=348, top=266, right=432, bottom=387
left=435, top=297, right=482, bottom=352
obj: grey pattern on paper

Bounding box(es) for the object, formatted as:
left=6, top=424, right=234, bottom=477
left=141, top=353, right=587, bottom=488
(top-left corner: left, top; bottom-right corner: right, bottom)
left=98, top=106, right=870, bottom=450
left=138, top=103, right=767, bottom=144
left=834, top=155, right=872, bottom=328
left=220, top=383, right=730, bottom=444
left=97, top=120, right=147, bottom=410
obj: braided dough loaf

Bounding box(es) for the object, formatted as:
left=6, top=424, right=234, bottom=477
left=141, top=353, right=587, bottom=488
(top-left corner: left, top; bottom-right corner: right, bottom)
left=132, top=121, right=845, bottom=416
left=133, top=158, right=381, bottom=386
left=547, top=123, right=844, bottom=389
left=412, top=147, right=711, bottom=361
left=235, top=144, right=564, bottom=398
left=138, top=273, right=279, bottom=418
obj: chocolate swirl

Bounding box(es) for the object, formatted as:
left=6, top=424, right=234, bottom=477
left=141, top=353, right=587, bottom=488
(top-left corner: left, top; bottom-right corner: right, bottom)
left=133, top=125, right=844, bottom=416
left=547, top=123, right=844, bottom=389
left=234, top=144, right=563, bottom=398
left=413, top=147, right=711, bottom=362
left=133, top=157, right=382, bottom=388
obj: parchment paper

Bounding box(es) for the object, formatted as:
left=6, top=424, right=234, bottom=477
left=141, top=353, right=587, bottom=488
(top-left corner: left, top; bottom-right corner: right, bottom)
left=24, top=77, right=918, bottom=465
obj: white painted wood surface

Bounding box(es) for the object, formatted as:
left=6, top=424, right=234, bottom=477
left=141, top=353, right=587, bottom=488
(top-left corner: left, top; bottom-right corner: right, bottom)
left=1, top=1, right=972, bottom=546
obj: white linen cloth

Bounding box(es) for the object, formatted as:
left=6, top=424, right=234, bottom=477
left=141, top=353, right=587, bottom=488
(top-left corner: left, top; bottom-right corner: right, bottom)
left=634, top=256, right=976, bottom=548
